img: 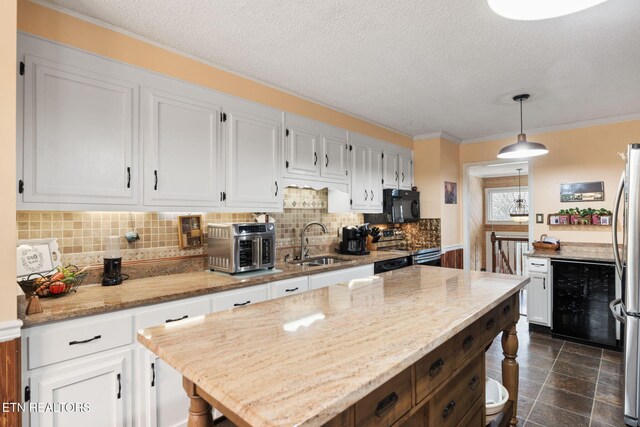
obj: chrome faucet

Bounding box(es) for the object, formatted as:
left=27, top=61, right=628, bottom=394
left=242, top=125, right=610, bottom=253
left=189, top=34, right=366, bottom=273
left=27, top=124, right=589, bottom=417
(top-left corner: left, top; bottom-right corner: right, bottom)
left=299, top=222, right=328, bottom=260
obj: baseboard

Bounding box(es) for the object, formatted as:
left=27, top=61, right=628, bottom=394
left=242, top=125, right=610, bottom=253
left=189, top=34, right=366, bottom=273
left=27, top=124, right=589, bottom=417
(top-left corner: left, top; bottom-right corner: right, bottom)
left=528, top=323, right=551, bottom=334
left=0, top=320, right=23, bottom=343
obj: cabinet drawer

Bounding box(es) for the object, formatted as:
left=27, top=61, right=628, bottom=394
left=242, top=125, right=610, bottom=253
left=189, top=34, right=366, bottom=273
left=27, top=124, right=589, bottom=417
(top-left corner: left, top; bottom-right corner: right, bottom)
left=135, top=297, right=210, bottom=331
left=456, top=398, right=484, bottom=427
left=415, top=340, right=454, bottom=403
left=453, top=322, right=481, bottom=368
left=480, top=308, right=501, bottom=345
left=527, top=258, right=549, bottom=273
left=497, top=295, right=517, bottom=330
left=212, top=285, right=268, bottom=311
left=27, top=315, right=132, bottom=369
left=355, top=367, right=412, bottom=427
left=433, top=355, right=483, bottom=427
left=269, top=277, right=309, bottom=299
left=309, top=265, right=374, bottom=290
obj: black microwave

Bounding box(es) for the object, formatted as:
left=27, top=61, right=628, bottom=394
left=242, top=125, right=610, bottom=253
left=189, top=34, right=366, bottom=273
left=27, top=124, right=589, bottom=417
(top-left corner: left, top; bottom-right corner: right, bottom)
left=364, top=189, right=420, bottom=224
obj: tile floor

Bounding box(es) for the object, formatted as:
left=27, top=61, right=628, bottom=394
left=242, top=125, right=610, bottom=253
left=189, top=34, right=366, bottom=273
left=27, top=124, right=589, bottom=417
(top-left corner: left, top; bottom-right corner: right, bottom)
left=486, top=316, right=625, bottom=427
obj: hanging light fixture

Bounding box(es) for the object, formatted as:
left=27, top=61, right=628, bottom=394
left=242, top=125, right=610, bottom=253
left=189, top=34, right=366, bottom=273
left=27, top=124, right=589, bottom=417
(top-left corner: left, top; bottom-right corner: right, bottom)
left=487, top=0, right=609, bottom=21
left=497, top=94, right=549, bottom=159
left=510, top=168, right=529, bottom=222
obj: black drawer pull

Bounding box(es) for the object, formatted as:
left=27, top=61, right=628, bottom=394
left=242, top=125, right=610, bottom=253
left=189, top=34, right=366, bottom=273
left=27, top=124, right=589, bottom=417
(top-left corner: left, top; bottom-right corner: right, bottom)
left=285, top=287, right=299, bottom=293
left=314, top=152, right=318, bottom=166
left=375, top=391, right=398, bottom=418
left=233, top=301, right=251, bottom=307
left=443, top=400, right=456, bottom=419
left=469, top=374, right=480, bottom=391
left=462, top=335, right=474, bottom=351
left=69, top=335, right=101, bottom=346
left=429, top=358, right=445, bottom=377
left=531, top=263, right=545, bottom=267
left=503, top=305, right=511, bottom=316
left=165, top=315, right=188, bottom=323
left=486, top=318, right=495, bottom=330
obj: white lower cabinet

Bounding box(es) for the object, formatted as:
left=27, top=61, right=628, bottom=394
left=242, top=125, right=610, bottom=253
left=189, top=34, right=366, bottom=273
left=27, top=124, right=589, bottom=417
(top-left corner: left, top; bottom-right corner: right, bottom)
left=309, top=264, right=375, bottom=290
left=526, top=257, right=551, bottom=327
left=27, top=349, right=132, bottom=427
left=212, top=284, right=269, bottom=311
left=269, top=277, right=309, bottom=299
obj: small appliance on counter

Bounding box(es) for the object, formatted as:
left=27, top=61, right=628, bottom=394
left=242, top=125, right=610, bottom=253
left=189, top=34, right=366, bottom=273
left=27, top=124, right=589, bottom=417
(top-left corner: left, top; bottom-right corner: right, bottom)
left=339, top=225, right=370, bottom=255
left=207, top=223, right=276, bottom=274
left=102, top=236, right=126, bottom=286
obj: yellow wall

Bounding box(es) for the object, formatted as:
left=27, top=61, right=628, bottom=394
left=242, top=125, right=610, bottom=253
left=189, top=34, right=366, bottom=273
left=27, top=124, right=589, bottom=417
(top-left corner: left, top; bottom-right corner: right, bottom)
left=16, top=0, right=412, bottom=149
left=461, top=120, right=640, bottom=243
left=413, top=137, right=461, bottom=248
left=0, top=0, right=17, bottom=323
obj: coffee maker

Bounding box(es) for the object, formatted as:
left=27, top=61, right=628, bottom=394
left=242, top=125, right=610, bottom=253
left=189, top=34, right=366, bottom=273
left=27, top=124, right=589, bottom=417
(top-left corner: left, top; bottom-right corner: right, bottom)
left=339, top=226, right=370, bottom=255
left=102, top=236, right=124, bottom=286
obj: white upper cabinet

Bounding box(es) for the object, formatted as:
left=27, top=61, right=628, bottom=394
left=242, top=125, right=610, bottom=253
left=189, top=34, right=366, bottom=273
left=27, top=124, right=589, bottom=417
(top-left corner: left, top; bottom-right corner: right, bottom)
left=21, top=54, right=138, bottom=207
left=399, top=154, right=413, bottom=190
left=142, top=86, right=223, bottom=207
left=224, top=99, right=283, bottom=210
left=382, top=151, right=399, bottom=189
left=284, top=114, right=348, bottom=184
left=349, top=133, right=383, bottom=213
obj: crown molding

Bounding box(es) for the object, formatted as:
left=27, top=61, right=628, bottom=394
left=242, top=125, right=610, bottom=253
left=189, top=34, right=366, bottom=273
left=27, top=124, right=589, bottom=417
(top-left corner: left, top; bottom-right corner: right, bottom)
left=460, top=112, right=640, bottom=145
left=413, top=132, right=462, bottom=144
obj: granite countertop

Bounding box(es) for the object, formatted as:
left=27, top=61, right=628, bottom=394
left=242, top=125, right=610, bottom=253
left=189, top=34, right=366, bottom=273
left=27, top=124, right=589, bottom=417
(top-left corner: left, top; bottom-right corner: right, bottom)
left=20, top=251, right=410, bottom=327
left=138, top=266, right=528, bottom=427
left=524, top=248, right=616, bottom=263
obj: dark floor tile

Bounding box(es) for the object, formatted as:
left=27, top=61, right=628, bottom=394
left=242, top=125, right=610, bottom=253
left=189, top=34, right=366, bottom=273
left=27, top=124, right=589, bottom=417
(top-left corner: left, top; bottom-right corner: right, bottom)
left=562, top=341, right=603, bottom=359
left=603, top=349, right=623, bottom=363
left=551, top=360, right=599, bottom=383
left=517, top=352, right=557, bottom=371
left=557, top=349, right=601, bottom=370
left=518, top=394, right=535, bottom=419
left=592, top=400, right=626, bottom=426
left=527, top=401, right=590, bottom=427
left=601, top=359, right=624, bottom=376
left=519, top=377, right=545, bottom=399
left=598, top=371, right=623, bottom=389
left=545, top=372, right=596, bottom=398
left=590, top=421, right=619, bottom=427
left=529, top=332, right=564, bottom=349
left=524, top=342, right=561, bottom=359
left=596, top=382, right=624, bottom=407
left=520, top=365, right=550, bottom=384
left=523, top=421, right=545, bottom=427
left=536, top=385, right=593, bottom=417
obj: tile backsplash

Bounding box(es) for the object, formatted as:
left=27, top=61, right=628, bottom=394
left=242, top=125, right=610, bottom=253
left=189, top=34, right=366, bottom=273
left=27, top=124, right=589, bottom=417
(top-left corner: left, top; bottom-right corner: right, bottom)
left=17, top=188, right=364, bottom=265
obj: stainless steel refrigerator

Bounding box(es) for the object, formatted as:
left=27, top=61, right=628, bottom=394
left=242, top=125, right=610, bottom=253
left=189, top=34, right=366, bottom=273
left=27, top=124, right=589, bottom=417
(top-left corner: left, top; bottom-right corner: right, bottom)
left=611, top=143, right=640, bottom=426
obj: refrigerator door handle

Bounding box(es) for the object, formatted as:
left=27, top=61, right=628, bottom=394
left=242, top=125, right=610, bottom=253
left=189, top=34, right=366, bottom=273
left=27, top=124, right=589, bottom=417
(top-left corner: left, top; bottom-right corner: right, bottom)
left=612, top=171, right=625, bottom=280
left=609, top=298, right=626, bottom=323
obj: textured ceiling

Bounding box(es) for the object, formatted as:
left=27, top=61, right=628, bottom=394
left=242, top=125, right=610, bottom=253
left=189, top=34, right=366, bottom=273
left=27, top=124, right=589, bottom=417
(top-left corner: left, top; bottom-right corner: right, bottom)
left=41, top=0, right=640, bottom=140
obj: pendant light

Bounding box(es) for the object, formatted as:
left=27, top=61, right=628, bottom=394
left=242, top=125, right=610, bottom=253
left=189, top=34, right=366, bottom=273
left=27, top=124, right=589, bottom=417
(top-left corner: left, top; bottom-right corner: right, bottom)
left=497, top=94, right=549, bottom=159
left=510, top=168, right=529, bottom=222
left=488, top=0, right=609, bottom=21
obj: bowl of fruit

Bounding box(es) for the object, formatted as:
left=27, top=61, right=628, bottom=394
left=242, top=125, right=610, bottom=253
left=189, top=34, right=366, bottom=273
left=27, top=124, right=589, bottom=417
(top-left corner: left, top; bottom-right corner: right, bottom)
left=18, top=265, right=88, bottom=299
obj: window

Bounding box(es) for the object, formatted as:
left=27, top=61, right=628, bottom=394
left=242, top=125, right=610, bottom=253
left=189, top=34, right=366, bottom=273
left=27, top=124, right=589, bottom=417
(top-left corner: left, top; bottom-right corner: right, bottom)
left=485, top=187, right=529, bottom=223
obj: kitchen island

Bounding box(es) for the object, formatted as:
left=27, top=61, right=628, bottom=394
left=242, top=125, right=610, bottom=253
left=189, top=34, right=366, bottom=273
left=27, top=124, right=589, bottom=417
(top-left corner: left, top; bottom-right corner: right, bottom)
left=138, top=266, right=528, bottom=426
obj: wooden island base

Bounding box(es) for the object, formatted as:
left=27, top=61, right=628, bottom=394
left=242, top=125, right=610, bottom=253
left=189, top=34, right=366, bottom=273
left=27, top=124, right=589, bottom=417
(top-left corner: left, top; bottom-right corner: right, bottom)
left=182, top=295, right=520, bottom=427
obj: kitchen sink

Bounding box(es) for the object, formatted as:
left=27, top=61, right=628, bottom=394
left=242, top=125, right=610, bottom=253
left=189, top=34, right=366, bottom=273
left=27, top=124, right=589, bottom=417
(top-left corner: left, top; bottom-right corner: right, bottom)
left=290, top=256, right=351, bottom=267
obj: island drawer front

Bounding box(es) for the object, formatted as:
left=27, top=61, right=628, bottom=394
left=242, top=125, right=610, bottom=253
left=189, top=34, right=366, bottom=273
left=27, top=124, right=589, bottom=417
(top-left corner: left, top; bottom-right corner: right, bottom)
left=481, top=295, right=517, bottom=345
left=453, top=322, right=482, bottom=368
left=135, top=297, right=211, bottom=331
left=415, top=339, right=454, bottom=403
left=27, top=314, right=133, bottom=369
left=355, top=367, right=412, bottom=427
left=456, top=399, right=483, bottom=427
left=497, top=295, right=518, bottom=331
left=212, top=285, right=268, bottom=311
left=527, top=257, right=549, bottom=273
left=432, top=355, right=483, bottom=427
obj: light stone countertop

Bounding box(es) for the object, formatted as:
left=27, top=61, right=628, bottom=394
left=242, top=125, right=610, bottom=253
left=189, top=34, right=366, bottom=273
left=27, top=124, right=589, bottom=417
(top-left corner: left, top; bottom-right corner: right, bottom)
left=137, top=266, right=528, bottom=427
left=21, top=251, right=410, bottom=327
left=524, top=248, right=616, bottom=263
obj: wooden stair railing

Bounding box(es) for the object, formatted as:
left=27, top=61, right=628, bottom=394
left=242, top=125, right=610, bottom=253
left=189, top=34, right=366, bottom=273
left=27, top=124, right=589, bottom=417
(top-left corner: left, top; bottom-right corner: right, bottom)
left=490, top=232, right=530, bottom=275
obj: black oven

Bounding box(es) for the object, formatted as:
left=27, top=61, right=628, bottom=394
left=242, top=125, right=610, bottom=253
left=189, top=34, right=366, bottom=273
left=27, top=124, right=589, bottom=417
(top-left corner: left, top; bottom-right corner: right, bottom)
left=411, top=248, right=442, bottom=267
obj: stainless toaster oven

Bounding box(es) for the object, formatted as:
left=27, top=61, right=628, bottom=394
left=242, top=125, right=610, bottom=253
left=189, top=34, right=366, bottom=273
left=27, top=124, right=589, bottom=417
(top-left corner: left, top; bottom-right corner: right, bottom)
left=207, top=223, right=276, bottom=274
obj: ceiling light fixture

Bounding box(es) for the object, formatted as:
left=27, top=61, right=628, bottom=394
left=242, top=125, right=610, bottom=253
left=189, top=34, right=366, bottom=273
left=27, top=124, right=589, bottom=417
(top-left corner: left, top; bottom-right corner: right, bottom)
left=497, top=94, right=549, bottom=159
left=510, top=168, right=529, bottom=223
left=487, top=0, right=609, bottom=21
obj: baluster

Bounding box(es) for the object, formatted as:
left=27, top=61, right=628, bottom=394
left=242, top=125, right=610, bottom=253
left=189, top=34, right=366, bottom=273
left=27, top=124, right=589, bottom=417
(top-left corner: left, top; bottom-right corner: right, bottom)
left=491, top=232, right=497, bottom=273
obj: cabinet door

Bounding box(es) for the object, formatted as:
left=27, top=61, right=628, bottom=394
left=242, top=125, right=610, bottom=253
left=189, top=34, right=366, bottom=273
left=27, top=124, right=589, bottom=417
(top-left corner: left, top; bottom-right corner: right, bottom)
left=382, top=151, right=399, bottom=189
left=143, top=87, right=223, bottom=207
left=350, top=144, right=370, bottom=210
left=224, top=104, right=282, bottom=209
left=399, top=154, right=413, bottom=190
left=368, top=147, right=383, bottom=211
left=285, top=125, right=320, bottom=177
left=22, top=55, right=138, bottom=206
left=321, top=134, right=349, bottom=181
left=30, top=350, right=131, bottom=427
left=527, top=274, right=550, bottom=326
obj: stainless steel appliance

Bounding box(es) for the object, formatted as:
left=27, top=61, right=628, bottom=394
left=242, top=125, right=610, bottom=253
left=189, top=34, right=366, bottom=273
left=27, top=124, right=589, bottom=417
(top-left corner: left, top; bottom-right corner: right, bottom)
left=410, top=247, right=442, bottom=267
left=207, top=223, right=276, bottom=274
left=338, top=225, right=370, bottom=255
left=611, top=143, right=640, bottom=426
left=364, top=189, right=420, bottom=224
left=374, top=256, right=410, bottom=273
left=372, top=228, right=441, bottom=266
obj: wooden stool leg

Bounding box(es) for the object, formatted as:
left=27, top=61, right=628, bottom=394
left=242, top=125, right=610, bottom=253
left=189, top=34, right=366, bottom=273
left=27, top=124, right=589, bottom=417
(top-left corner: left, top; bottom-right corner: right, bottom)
left=183, top=377, right=214, bottom=427
left=501, top=322, right=519, bottom=426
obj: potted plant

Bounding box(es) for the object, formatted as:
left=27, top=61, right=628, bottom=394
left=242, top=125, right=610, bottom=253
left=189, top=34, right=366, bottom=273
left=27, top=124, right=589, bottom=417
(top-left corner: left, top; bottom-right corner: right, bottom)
left=557, top=209, right=570, bottom=225
left=570, top=207, right=591, bottom=225
left=592, top=208, right=613, bottom=225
